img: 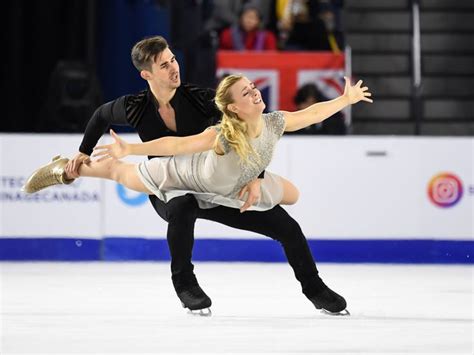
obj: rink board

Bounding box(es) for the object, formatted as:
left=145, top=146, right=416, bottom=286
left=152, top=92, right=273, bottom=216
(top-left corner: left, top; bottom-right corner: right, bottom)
left=1, top=134, right=473, bottom=262
left=0, top=238, right=472, bottom=264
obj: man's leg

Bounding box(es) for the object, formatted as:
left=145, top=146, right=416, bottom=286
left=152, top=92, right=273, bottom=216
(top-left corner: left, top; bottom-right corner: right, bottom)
left=198, top=205, right=347, bottom=313
left=149, top=194, right=211, bottom=311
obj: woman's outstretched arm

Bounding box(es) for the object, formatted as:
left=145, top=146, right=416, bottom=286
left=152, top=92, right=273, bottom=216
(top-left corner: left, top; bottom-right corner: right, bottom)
left=282, top=76, right=373, bottom=132
left=92, top=127, right=219, bottom=160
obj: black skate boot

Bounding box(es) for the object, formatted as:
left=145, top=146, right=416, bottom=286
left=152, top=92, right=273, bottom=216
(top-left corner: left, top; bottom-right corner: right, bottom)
left=177, top=285, right=212, bottom=316
left=308, top=284, right=349, bottom=316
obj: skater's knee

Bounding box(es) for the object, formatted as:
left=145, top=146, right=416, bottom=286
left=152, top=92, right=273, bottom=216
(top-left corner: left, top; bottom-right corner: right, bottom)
left=108, top=161, right=150, bottom=194
left=268, top=218, right=304, bottom=243
left=105, top=159, right=123, bottom=181
left=280, top=178, right=300, bottom=205
left=167, top=195, right=199, bottom=223
left=168, top=210, right=197, bottom=225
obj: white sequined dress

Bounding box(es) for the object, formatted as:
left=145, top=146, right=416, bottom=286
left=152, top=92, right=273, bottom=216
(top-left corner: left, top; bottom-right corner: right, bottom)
left=136, top=111, right=285, bottom=211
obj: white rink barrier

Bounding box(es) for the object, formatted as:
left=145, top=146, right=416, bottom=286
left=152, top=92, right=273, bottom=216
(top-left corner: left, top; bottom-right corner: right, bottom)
left=1, top=134, right=472, bottom=262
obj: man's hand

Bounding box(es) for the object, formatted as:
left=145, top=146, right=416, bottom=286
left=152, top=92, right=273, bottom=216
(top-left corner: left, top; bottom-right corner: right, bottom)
left=65, top=152, right=91, bottom=179
left=239, top=178, right=262, bottom=213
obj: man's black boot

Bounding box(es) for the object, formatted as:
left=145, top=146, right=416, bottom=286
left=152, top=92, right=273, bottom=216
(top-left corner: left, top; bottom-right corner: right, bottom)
left=308, top=282, right=349, bottom=315
left=177, top=284, right=212, bottom=311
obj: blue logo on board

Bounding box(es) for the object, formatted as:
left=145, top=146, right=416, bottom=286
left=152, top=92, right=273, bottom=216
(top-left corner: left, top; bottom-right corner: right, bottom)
left=116, top=184, right=147, bottom=206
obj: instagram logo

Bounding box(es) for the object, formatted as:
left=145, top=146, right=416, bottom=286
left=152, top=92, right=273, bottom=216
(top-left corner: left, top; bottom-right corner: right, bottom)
left=427, top=173, right=464, bottom=208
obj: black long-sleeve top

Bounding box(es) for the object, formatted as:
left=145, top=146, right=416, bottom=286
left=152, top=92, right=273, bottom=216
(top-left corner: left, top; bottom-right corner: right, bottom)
left=79, top=84, right=221, bottom=156
left=78, top=83, right=265, bottom=178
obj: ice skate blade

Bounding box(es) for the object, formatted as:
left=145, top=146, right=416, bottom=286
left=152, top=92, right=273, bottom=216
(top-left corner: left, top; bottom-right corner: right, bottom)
left=321, top=309, right=350, bottom=316
left=187, top=308, right=212, bottom=317
left=180, top=301, right=212, bottom=316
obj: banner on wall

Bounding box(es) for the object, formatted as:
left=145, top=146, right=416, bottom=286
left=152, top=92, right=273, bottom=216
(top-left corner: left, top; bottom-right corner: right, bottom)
left=1, top=134, right=472, bottom=262
left=1, top=135, right=473, bottom=240
left=0, top=135, right=102, bottom=237
left=280, top=137, right=474, bottom=240
left=216, top=51, right=346, bottom=112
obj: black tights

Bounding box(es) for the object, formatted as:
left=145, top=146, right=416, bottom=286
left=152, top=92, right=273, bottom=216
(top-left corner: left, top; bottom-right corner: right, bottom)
left=149, top=195, right=324, bottom=297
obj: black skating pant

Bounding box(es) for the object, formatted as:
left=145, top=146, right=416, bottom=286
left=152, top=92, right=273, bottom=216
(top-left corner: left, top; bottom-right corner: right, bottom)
left=149, top=194, right=324, bottom=298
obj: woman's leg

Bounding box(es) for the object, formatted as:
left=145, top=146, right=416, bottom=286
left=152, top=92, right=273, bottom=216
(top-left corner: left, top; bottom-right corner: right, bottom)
left=279, top=177, right=300, bottom=205
left=78, top=159, right=152, bottom=194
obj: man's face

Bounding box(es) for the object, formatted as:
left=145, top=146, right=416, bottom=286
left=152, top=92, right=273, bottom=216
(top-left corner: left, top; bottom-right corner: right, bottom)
left=145, top=47, right=180, bottom=89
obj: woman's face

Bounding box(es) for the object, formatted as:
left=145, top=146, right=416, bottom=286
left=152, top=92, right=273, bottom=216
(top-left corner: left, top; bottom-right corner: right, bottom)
left=228, top=77, right=266, bottom=120
left=240, top=9, right=260, bottom=32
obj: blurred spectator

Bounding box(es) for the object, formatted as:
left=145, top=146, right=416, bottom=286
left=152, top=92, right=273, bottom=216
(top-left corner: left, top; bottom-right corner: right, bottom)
left=276, top=0, right=344, bottom=52
left=170, top=0, right=276, bottom=85
left=292, top=83, right=347, bottom=134
left=318, top=0, right=344, bottom=53
left=219, top=4, right=277, bottom=50
left=204, top=0, right=275, bottom=35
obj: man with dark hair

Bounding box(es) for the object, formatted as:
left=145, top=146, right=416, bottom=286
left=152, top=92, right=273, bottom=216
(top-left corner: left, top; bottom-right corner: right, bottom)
left=64, top=36, right=348, bottom=316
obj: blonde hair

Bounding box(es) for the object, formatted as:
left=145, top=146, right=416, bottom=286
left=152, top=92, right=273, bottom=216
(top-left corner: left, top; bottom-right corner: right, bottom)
left=214, top=74, right=259, bottom=165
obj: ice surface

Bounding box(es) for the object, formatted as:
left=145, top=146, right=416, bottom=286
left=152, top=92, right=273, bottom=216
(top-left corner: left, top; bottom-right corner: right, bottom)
left=1, top=262, right=472, bottom=354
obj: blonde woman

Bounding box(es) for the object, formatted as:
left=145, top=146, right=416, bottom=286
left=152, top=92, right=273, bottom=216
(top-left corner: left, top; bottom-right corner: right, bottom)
left=24, top=74, right=372, bottom=314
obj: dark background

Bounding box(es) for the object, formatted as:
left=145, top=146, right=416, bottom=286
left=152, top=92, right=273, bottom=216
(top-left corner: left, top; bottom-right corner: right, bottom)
left=3, top=0, right=170, bottom=133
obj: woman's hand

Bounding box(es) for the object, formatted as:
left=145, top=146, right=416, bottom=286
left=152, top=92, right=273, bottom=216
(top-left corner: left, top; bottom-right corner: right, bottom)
left=92, top=129, right=131, bottom=161
left=239, top=178, right=262, bottom=213
left=343, top=76, right=373, bottom=105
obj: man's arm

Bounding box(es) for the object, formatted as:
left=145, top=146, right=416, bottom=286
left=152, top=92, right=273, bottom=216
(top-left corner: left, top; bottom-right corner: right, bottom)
left=78, top=97, right=130, bottom=155
left=66, top=96, right=130, bottom=178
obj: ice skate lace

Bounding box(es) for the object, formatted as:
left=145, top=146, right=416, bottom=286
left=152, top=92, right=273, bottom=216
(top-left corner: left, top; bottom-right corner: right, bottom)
left=33, top=169, right=62, bottom=190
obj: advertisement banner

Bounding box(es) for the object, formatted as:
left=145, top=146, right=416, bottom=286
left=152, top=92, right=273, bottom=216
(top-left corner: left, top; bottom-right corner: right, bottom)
left=1, top=135, right=472, bottom=240
left=282, top=137, right=473, bottom=240
left=0, top=135, right=102, bottom=238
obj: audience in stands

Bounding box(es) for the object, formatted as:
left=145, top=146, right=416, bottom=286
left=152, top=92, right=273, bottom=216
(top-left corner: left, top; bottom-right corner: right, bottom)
left=275, top=0, right=344, bottom=52
left=219, top=3, right=277, bottom=50
left=204, top=0, right=274, bottom=35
